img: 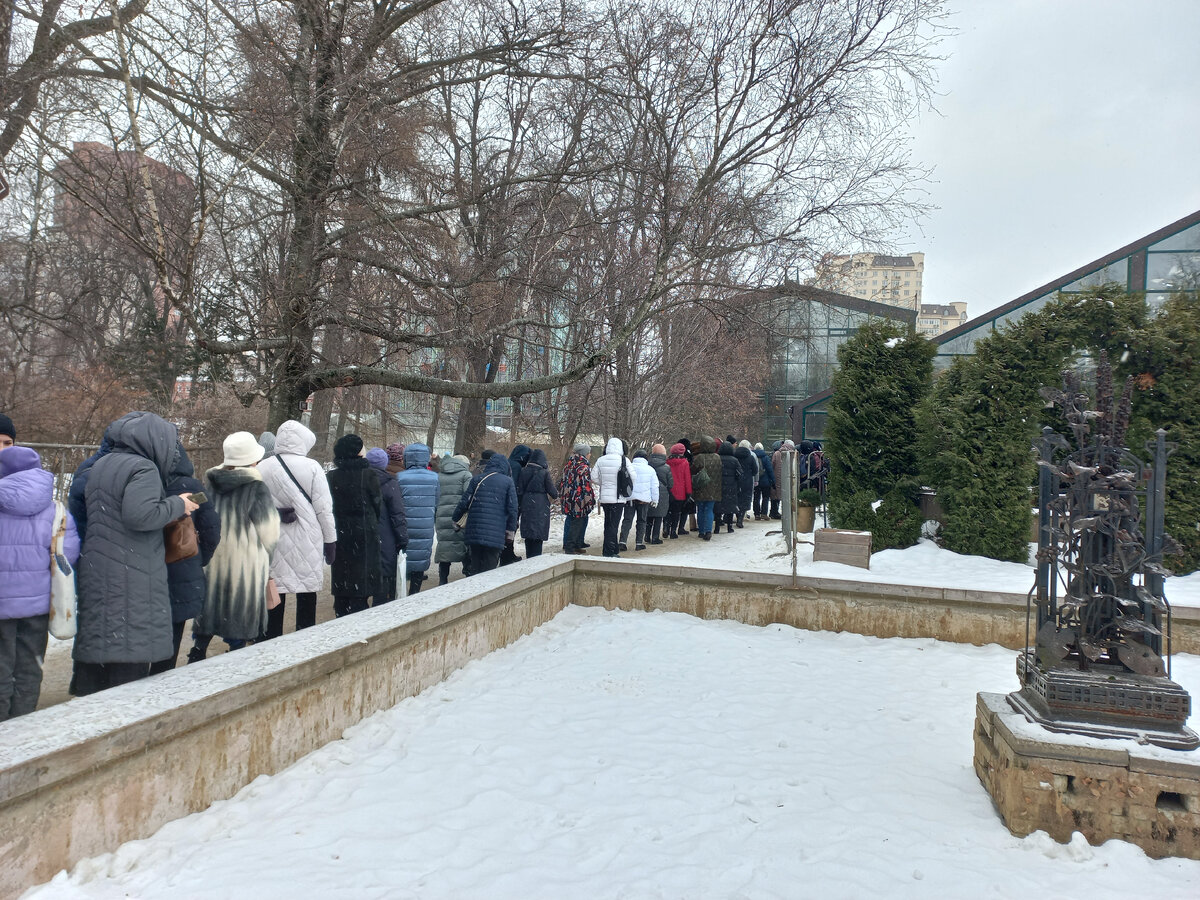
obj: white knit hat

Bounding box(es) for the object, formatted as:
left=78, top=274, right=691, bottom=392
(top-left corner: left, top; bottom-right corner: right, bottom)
left=222, top=431, right=266, bottom=467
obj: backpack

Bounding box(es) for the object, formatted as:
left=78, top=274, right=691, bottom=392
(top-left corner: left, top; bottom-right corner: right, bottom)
left=616, top=459, right=633, bottom=498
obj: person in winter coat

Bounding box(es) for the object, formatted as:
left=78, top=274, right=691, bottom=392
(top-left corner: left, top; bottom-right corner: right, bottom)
left=0, top=413, right=14, bottom=452
left=590, top=437, right=632, bottom=557
left=74, top=412, right=198, bottom=695
left=0, top=447, right=80, bottom=718
left=646, top=444, right=673, bottom=544
left=752, top=442, right=775, bottom=520
left=258, top=431, right=276, bottom=458
left=678, top=437, right=698, bottom=533
left=385, top=443, right=406, bottom=476
left=716, top=441, right=743, bottom=533
left=326, top=434, right=382, bottom=617
left=149, top=444, right=220, bottom=673
left=733, top=442, right=756, bottom=527
left=689, top=435, right=723, bottom=541
left=557, top=443, right=594, bottom=554
left=395, top=443, right=439, bottom=595
left=516, top=448, right=558, bottom=558
left=366, top=448, right=408, bottom=605
left=189, top=433, right=280, bottom=660
left=258, top=420, right=337, bottom=640
left=665, top=443, right=692, bottom=539
left=67, top=431, right=114, bottom=541
left=620, top=450, right=659, bottom=550
left=435, top=454, right=473, bottom=584
left=769, top=440, right=790, bottom=519
left=452, top=452, right=518, bottom=573
left=501, top=444, right=532, bottom=564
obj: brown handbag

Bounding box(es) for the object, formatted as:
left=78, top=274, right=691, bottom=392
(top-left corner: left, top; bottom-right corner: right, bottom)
left=164, top=514, right=199, bottom=564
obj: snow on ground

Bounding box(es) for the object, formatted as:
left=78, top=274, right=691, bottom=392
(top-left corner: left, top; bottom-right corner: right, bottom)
left=542, top=512, right=1200, bottom=608
left=28, top=606, right=1200, bottom=900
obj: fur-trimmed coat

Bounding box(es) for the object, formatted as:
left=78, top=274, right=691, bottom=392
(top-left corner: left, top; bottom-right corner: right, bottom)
left=198, top=466, right=280, bottom=641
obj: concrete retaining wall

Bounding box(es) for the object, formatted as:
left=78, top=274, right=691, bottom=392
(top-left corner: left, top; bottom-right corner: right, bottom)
left=3, top=557, right=1198, bottom=897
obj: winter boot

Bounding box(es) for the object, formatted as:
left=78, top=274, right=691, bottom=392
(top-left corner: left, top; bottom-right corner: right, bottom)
left=736, top=513, right=744, bottom=528
left=701, top=532, right=712, bottom=541
left=409, top=573, right=424, bottom=595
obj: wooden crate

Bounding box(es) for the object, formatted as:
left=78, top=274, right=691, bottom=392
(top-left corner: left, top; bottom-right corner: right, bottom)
left=812, top=528, right=872, bottom=568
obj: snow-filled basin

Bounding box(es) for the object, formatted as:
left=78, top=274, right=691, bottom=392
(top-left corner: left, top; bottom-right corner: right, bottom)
left=28, top=606, right=1200, bottom=899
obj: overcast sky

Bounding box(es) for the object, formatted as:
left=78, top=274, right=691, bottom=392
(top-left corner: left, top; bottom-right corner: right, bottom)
left=893, top=0, right=1200, bottom=317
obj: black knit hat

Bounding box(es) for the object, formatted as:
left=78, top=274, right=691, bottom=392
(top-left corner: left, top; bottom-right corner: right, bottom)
left=333, top=433, right=364, bottom=459
left=0, top=413, right=14, bottom=442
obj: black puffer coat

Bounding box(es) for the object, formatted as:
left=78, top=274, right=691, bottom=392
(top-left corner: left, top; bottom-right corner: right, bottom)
left=74, top=412, right=187, bottom=665
left=717, top=441, right=742, bottom=517
left=516, top=449, right=558, bottom=541
left=165, top=445, right=221, bottom=623
left=509, top=444, right=531, bottom=482
left=733, top=445, right=755, bottom=514
left=327, top=456, right=382, bottom=597
left=690, top=435, right=723, bottom=503
left=453, top=452, right=518, bottom=549
left=373, top=466, right=408, bottom=577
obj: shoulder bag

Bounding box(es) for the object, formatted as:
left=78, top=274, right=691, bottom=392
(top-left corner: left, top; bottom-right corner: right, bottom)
left=49, top=502, right=78, bottom=639
left=276, top=454, right=312, bottom=525
left=164, top=508, right=199, bottom=564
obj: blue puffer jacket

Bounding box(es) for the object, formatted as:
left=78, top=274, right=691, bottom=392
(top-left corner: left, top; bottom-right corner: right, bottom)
left=453, top=453, right=518, bottom=549
left=164, top=445, right=221, bottom=623
left=68, top=435, right=113, bottom=541
left=395, top=443, right=439, bottom=574
left=754, top=447, right=775, bottom=488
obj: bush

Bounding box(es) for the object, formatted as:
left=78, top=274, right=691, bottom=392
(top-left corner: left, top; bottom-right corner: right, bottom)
left=797, top=488, right=821, bottom=507
left=826, top=321, right=933, bottom=550
left=919, top=286, right=1145, bottom=563
left=1118, top=295, right=1200, bottom=574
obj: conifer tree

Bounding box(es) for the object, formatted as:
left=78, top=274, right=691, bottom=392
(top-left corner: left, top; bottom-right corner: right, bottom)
left=1118, top=295, right=1200, bottom=573
left=826, top=320, right=933, bottom=550
left=918, top=286, right=1145, bottom=562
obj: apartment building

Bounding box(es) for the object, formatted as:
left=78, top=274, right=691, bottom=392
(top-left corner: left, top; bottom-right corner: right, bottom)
left=815, top=252, right=925, bottom=311
left=917, top=302, right=968, bottom=337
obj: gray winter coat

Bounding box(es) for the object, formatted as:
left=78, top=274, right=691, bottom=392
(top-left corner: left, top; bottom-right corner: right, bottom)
left=74, top=412, right=187, bottom=665
left=434, top=455, right=472, bottom=563
left=648, top=453, right=672, bottom=518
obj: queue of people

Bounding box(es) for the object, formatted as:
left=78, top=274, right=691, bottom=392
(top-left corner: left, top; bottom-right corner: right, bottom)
left=0, top=407, right=813, bottom=720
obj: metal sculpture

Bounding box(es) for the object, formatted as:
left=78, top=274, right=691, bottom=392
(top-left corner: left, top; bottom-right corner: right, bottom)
left=1010, top=352, right=1198, bottom=749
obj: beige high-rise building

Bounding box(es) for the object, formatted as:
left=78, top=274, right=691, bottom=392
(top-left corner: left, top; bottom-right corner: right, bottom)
left=917, top=302, right=968, bottom=337
left=815, top=252, right=925, bottom=310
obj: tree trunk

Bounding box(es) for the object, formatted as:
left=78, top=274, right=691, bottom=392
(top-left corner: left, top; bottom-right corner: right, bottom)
left=425, top=393, right=442, bottom=449
left=454, top=341, right=503, bottom=458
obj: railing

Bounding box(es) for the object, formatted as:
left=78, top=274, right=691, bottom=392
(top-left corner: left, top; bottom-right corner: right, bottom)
left=22, top=443, right=223, bottom=503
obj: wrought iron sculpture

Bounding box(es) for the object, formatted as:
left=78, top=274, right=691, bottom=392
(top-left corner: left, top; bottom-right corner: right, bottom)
left=1010, top=352, right=1198, bottom=749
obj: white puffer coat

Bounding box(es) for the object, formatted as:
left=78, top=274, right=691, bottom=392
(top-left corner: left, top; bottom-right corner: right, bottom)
left=629, top=457, right=659, bottom=504
left=590, top=437, right=632, bottom=504
left=258, top=420, right=336, bottom=593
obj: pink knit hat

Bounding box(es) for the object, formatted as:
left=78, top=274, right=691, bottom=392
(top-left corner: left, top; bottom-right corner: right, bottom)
left=386, top=443, right=405, bottom=465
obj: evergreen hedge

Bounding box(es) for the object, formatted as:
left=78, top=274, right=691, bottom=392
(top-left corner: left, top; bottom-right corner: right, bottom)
left=1117, top=295, right=1200, bottom=574
left=826, top=321, right=933, bottom=550
left=918, top=287, right=1146, bottom=562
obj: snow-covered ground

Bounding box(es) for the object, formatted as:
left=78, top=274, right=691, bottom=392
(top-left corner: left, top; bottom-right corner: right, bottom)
left=28, top=606, right=1200, bottom=899
left=536, top=512, right=1200, bottom=608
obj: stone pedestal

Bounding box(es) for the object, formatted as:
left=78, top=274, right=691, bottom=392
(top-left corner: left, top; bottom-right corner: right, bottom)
left=974, top=692, right=1200, bottom=859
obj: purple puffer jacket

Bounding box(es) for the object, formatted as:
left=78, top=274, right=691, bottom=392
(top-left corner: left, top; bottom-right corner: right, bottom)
left=0, top=448, right=81, bottom=620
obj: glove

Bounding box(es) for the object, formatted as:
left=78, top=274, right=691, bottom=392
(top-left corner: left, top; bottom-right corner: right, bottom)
left=324, top=542, right=336, bottom=565
left=505, top=531, right=516, bottom=542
